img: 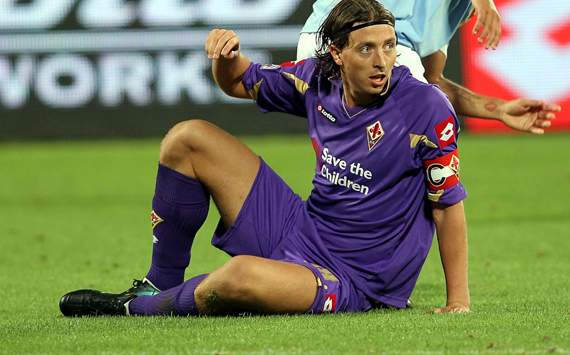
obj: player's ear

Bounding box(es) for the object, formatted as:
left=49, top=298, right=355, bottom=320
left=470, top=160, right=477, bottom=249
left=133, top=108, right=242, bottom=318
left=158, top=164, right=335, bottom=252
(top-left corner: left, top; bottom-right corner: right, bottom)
left=329, top=44, right=343, bottom=65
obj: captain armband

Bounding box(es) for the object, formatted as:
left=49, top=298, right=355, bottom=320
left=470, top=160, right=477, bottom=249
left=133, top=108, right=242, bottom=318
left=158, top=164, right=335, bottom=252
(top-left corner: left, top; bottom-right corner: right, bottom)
left=423, top=150, right=461, bottom=192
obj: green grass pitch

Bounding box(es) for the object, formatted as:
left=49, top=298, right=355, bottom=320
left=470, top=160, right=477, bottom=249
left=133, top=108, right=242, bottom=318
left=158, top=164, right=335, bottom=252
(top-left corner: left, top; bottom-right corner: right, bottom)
left=0, top=133, right=569, bottom=354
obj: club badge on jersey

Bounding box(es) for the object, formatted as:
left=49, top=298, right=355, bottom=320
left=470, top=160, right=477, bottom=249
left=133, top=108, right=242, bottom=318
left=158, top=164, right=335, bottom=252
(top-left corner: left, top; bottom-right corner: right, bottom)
left=150, top=210, right=164, bottom=229
left=366, top=120, right=384, bottom=151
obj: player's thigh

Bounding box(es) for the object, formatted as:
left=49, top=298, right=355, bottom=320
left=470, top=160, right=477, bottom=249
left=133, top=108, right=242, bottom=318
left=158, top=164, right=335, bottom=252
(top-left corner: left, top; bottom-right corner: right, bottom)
left=196, top=255, right=317, bottom=314
left=162, top=119, right=260, bottom=227
left=211, top=158, right=302, bottom=258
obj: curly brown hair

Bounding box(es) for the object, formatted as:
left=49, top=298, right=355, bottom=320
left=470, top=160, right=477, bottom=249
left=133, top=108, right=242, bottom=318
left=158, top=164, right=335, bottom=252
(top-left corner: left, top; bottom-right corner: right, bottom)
left=316, top=0, right=395, bottom=79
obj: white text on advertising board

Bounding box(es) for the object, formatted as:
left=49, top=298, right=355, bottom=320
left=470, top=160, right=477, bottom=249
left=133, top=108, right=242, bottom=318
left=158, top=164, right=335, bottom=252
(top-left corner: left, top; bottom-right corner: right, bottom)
left=0, top=0, right=302, bottom=109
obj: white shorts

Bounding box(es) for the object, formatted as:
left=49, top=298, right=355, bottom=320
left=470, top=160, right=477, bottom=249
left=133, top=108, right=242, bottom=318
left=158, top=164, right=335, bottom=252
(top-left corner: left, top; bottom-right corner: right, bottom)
left=297, top=32, right=427, bottom=83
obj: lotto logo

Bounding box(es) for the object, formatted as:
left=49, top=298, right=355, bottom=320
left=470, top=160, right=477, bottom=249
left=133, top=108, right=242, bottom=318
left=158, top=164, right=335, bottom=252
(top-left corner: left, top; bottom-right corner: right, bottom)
left=317, top=104, right=337, bottom=123
left=439, top=123, right=454, bottom=142
left=323, top=294, right=337, bottom=312
left=435, top=116, right=456, bottom=148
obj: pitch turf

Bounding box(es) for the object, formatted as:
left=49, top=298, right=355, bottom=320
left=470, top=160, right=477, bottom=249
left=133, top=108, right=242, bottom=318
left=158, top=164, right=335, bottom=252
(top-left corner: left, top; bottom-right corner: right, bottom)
left=1, top=134, right=569, bottom=354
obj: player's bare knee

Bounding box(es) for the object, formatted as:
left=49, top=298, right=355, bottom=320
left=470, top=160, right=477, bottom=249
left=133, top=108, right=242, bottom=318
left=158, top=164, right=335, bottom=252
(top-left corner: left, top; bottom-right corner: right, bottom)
left=220, top=255, right=260, bottom=287
left=195, top=256, right=261, bottom=314
left=194, top=281, right=228, bottom=315
left=159, top=119, right=211, bottom=169
left=221, top=256, right=265, bottom=300
left=159, top=120, right=189, bottom=166
left=194, top=277, right=239, bottom=315
left=214, top=256, right=259, bottom=296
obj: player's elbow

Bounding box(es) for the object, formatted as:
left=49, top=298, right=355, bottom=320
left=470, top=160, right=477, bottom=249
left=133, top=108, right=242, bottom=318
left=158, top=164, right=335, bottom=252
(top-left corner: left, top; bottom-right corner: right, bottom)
left=424, top=73, right=444, bottom=86
left=432, top=204, right=445, bottom=226
left=216, top=80, right=252, bottom=100
left=432, top=201, right=465, bottom=225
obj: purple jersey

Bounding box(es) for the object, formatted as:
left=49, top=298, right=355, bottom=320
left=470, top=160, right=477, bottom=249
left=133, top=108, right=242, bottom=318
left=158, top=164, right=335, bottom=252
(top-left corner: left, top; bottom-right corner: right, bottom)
left=242, top=59, right=466, bottom=308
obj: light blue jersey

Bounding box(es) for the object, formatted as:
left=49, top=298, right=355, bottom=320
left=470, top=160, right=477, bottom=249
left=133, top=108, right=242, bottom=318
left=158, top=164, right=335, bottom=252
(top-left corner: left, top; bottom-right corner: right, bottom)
left=301, top=0, right=473, bottom=57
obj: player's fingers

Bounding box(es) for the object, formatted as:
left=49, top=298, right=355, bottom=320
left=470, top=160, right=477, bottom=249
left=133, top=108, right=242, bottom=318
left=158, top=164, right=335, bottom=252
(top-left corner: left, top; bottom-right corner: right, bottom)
left=472, top=10, right=485, bottom=35
left=533, top=118, right=552, bottom=127
left=212, top=30, right=236, bottom=59
left=206, top=29, right=226, bottom=58
left=221, top=37, right=240, bottom=58
left=479, top=17, right=492, bottom=45
left=495, top=15, right=503, bottom=48
left=543, top=103, right=562, bottom=112
left=494, top=30, right=501, bottom=48
left=538, top=111, right=556, bottom=120
left=517, top=98, right=543, bottom=108
left=477, top=11, right=489, bottom=38
left=205, top=29, right=219, bottom=57
left=472, top=21, right=480, bottom=36
left=535, top=119, right=552, bottom=128
left=529, top=127, right=545, bottom=135
left=486, top=25, right=497, bottom=49
left=210, top=30, right=229, bottom=59
left=489, top=18, right=502, bottom=49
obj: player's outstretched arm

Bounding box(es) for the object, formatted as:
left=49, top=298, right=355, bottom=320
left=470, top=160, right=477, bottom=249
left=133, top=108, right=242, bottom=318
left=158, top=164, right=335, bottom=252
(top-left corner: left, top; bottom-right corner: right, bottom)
left=205, top=28, right=253, bottom=99
left=432, top=201, right=470, bottom=314
left=422, top=51, right=561, bottom=134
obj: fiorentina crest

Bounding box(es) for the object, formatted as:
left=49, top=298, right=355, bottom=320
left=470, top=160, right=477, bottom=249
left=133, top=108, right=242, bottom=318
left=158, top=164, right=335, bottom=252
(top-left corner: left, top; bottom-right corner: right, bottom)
left=366, top=120, right=384, bottom=151
left=150, top=210, right=163, bottom=229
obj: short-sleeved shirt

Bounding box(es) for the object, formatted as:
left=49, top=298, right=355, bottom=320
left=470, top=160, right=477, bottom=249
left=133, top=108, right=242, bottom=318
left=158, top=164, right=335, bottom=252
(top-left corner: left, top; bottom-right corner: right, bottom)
left=241, top=58, right=466, bottom=308
left=301, top=0, right=473, bottom=57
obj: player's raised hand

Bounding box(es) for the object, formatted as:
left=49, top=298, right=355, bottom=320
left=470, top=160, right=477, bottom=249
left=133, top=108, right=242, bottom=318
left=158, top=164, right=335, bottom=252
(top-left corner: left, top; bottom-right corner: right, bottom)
left=499, top=99, right=562, bottom=135
left=205, top=29, right=240, bottom=60
left=471, top=0, right=501, bottom=49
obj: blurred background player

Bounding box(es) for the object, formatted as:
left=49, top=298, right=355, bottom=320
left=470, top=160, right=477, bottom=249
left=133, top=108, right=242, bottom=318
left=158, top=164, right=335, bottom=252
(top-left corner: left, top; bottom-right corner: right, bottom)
left=298, top=0, right=561, bottom=134
left=60, top=0, right=470, bottom=317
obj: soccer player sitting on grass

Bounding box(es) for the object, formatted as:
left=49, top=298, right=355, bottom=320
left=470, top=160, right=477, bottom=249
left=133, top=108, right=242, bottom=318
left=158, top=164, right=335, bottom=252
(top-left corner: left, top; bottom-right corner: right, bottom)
left=60, top=0, right=470, bottom=316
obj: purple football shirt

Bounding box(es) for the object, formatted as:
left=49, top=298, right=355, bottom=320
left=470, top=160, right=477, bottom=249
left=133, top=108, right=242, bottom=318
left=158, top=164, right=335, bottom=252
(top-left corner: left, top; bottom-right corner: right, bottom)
left=242, top=59, right=467, bottom=308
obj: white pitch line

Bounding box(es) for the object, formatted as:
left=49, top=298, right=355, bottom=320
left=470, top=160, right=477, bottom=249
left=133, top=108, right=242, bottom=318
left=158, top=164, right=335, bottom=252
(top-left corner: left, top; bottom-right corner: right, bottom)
left=0, top=26, right=302, bottom=53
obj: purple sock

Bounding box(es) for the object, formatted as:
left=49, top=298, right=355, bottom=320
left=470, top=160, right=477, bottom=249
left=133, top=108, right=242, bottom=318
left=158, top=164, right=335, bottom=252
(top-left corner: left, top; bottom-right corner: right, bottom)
left=145, top=164, right=209, bottom=291
left=128, top=274, right=208, bottom=316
